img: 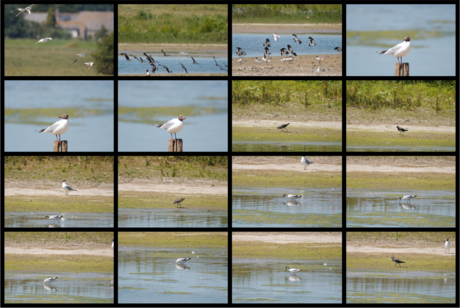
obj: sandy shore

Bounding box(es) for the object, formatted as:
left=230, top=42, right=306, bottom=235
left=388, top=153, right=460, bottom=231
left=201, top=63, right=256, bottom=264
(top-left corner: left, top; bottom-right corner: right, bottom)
left=233, top=232, right=341, bottom=243
left=5, top=247, right=113, bottom=257
left=347, top=123, right=455, bottom=134
left=119, top=183, right=227, bottom=195
left=5, top=187, right=113, bottom=197
left=233, top=23, right=342, bottom=33
left=233, top=120, right=342, bottom=129
left=233, top=54, right=342, bottom=76
left=347, top=245, right=455, bottom=256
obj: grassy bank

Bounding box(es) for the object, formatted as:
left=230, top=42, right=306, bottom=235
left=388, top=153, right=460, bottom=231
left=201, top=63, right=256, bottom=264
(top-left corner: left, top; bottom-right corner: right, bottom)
left=347, top=131, right=455, bottom=149
left=233, top=80, right=342, bottom=121
left=232, top=4, right=342, bottom=24
left=5, top=195, right=113, bottom=213
left=118, top=156, right=227, bottom=182
left=5, top=232, right=113, bottom=272
left=347, top=232, right=455, bottom=245
left=233, top=241, right=341, bottom=259
left=346, top=80, right=456, bottom=125
left=5, top=156, right=114, bottom=188
left=233, top=169, right=341, bottom=189
left=118, top=5, right=227, bottom=44
left=119, top=232, right=227, bottom=248
left=232, top=126, right=342, bottom=143
left=347, top=156, right=455, bottom=167
left=119, top=191, right=227, bottom=210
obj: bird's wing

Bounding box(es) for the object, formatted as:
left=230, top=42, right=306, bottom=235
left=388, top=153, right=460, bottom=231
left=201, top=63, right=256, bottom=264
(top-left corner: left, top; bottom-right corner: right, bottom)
left=384, top=42, right=404, bottom=55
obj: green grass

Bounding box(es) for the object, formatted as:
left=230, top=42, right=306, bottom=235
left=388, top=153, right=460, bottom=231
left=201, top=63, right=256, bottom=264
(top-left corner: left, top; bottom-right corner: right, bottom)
left=5, top=254, right=113, bottom=272
left=119, top=232, right=227, bottom=248
left=347, top=131, right=455, bottom=149
left=346, top=80, right=455, bottom=125
left=118, top=5, right=227, bottom=44
left=232, top=80, right=342, bottom=121
left=5, top=232, right=113, bottom=247
left=347, top=232, right=455, bottom=245
left=347, top=30, right=449, bottom=47
left=4, top=39, right=111, bottom=76
left=232, top=126, right=342, bottom=143
left=5, top=195, right=113, bottom=213
left=118, top=156, right=227, bottom=182
left=232, top=4, right=342, bottom=24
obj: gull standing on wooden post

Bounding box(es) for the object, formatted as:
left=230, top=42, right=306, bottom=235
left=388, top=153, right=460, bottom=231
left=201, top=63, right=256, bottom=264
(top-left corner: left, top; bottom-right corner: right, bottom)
left=35, top=114, right=69, bottom=144
left=301, top=156, right=313, bottom=170
left=376, top=36, right=411, bottom=67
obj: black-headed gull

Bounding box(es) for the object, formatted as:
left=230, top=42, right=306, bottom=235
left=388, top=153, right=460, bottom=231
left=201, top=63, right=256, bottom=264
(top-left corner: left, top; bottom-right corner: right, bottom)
left=154, top=115, right=186, bottom=141
left=10, top=4, right=34, bottom=17
left=62, top=180, right=77, bottom=195
left=292, top=34, right=302, bottom=44
left=445, top=239, right=451, bottom=254
left=174, top=198, right=186, bottom=208
left=301, top=156, right=313, bottom=170
left=73, top=52, right=89, bottom=64
left=273, top=33, right=280, bottom=41
left=376, top=36, right=411, bottom=67
left=84, top=62, right=94, bottom=69
left=36, top=37, right=52, bottom=44
left=308, top=37, right=316, bottom=46
left=35, top=114, right=69, bottom=144
left=44, top=277, right=58, bottom=284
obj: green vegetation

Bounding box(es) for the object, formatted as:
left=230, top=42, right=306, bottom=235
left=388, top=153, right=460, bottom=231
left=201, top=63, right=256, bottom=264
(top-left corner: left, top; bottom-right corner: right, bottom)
left=347, top=292, right=454, bottom=304
left=233, top=241, right=341, bottom=259
left=119, top=191, right=226, bottom=210
left=5, top=195, right=113, bottom=213
left=232, top=4, right=342, bottom=24
left=347, top=212, right=455, bottom=228
left=93, top=32, right=114, bottom=75
left=346, top=80, right=456, bottom=125
left=233, top=169, right=341, bottom=188
left=5, top=107, right=113, bottom=125
left=232, top=80, right=342, bottom=121
left=347, top=30, right=449, bottom=47
left=119, top=156, right=227, bottom=182
left=118, top=5, right=227, bottom=44
left=4, top=156, right=114, bottom=187
left=119, top=232, right=227, bottom=248
left=5, top=232, right=114, bottom=272
left=232, top=126, right=342, bottom=143
left=347, top=232, right=455, bottom=245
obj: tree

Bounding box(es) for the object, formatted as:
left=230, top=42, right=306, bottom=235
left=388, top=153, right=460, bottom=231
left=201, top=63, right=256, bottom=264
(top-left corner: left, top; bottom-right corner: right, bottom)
left=44, top=7, right=56, bottom=27
left=93, top=32, right=114, bottom=75
left=95, top=25, right=108, bottom=40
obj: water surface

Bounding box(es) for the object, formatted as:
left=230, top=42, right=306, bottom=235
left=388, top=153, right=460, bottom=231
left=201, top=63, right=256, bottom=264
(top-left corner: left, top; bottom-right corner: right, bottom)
left=4, top=212, right=114, bottom=228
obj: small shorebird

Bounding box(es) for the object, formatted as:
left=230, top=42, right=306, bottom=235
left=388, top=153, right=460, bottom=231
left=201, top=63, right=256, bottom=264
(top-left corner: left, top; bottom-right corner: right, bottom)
left=283, top=194, right=302, bottom=199
left=255, top=58, right=261, bottom=64
left=280, top=48, right=289, bottom=56
left=45, top=215, right=63, bottom=223
left=62, top=180, right=77, bottom=196
left=308, top=36, right=317, bottom=47
left=334, top=47, right=342, bottom=53
left=139, top=57, right=146, bottom=63
left=273, top=33, right=280, bottom=41
left=120, top=53, right=131, bottom=61
left=391, top=256, right=405, bottom=267
left=263, top=38, right=271, bottom=47
left=236, top=47, right=247, bottom=57
left=285, top=266, right=301, bottom=275
left=315, top=56, right=324, bottom=63
left=84, top=62, right=94, bottom=69
left=160, top=49, right=170, bottom=56
left=11, top=4, right=34, bottom=17
left=277, top=123, right=290, bottom=132
left=36, top=37, right=52, bottom=44
left=175, top=257, right=191, bottom=263
left=159, top=64, right=173, bottom=73
left=287, top=45, right=297, bottom=56
left=44, top=277, right=58, bottom=284
left=398, top=195, right=417, bottom=202
left=262, top=54, right=270, bottom=63
left=178, top=62, right=188, bottom=74
left=174, top=198, right=186, bottom=208
left=301, top=156, right=313, bottom=170
left=145, top=69, right=150, bottom=76
left=150, top=63, right=158, bottom=73
left=445, top=238, right=451, bottom=254
left=292, top=34, right=302, bottom=44
left=396, top=126, right=408, bottom=136
left=112, top=239, right=114, bottom=248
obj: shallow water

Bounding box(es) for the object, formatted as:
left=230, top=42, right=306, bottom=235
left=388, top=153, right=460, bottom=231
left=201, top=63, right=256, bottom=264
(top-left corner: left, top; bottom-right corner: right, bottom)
left=118, top=246, right=228, bottom=303
left=347, top=270, right=456, bottom=303
left=4, top=272, right=113, bottom=304
left=118, top=208, right=228, bottom=228
left=233, top=258, right=342, bottom=303
left=232, top=187, right=342, bottom=228
left=118, top=55, right=228, bottom=75
left=347, top=145, right=455, bottom=152
left=4, top=212, right=114, bottom=228
left=346, top=190, right=455, bottom=227
left=232, top=33, right=342, bottom=58
left=232, top=140, right=342, bottom=152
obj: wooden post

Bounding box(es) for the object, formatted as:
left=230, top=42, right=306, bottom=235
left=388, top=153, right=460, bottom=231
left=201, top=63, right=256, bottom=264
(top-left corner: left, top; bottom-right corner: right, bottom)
left=168, top=139, right=183, bottom=152
left=395, top=63, right=409, bottom=76
left=53, top=140, right=68, bottom=152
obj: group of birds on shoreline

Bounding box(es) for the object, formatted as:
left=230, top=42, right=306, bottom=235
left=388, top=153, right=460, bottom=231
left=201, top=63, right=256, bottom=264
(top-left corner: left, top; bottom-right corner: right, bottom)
left=235, top=33, right=342, bottom=74
left=120, top=51, right=227, bottom=75
left=10, top=5, right=94, bottom=69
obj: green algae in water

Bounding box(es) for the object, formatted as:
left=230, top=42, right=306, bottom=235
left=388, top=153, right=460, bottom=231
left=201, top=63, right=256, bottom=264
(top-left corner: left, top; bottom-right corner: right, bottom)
left=159, top=291, right=191, bottom=294
left=347, top=290, right=454, bottom=304
left=233, top=298, right=282, bottom=302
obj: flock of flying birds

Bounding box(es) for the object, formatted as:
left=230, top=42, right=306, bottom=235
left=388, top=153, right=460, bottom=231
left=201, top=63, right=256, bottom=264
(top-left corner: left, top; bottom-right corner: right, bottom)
left=120, top=51, right=228, bottom=75
left=235, top=33, right=342, bottom=74
left=10, top=4, right=94, bottom=70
